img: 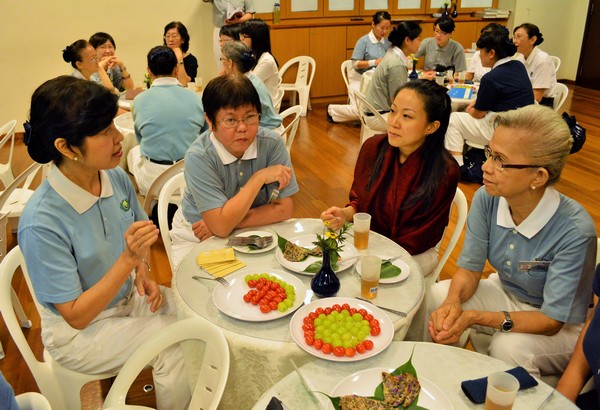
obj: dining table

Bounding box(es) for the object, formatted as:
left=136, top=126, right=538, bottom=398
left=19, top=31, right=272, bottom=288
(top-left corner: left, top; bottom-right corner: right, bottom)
left=252, top=341, right=576, bottom=409
left=113, top=111, right=138, bottom=170
left=172, top=218, right=425, bottom=409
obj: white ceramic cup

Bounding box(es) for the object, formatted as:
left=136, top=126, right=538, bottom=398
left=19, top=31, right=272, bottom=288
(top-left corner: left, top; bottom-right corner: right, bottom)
left=360, top=255, right=381, bottom=299
left=435, top=75, right=445, bottom=86
left=353, top=212, right=371, bottom=250
left=484, top=372, right=519, bottom=410
left=458, top=71, right=466, bottom=84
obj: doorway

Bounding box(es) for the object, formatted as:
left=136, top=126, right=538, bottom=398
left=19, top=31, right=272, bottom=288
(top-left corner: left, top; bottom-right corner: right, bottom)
left=577, top=0, right=600, bottom=89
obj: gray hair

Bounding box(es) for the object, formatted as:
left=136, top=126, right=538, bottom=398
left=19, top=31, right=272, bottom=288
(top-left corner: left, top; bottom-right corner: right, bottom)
left=221, top=41, right=255, bottom=74
left=493, top=105, right=572, bottom=185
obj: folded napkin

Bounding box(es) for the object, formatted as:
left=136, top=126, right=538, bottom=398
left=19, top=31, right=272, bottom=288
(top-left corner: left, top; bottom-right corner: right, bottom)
left=196, top=248, right=246, bottom=277
left=265, top=396, right=286, bottom=410
left=461, top=366, right=538, bottom=404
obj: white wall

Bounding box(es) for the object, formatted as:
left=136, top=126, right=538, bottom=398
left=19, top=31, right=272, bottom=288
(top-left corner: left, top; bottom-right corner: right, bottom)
left=499, top=0, right=588, bottom=80
left=0, top=1, right=219, bottom=132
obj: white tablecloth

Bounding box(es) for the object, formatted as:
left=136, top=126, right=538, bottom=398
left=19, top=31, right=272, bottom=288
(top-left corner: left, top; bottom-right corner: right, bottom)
left=113, top=112, right=137, bottom=170
left=253, top=341, right=576, bottom=410
left=173, top=218, right=424, bottom=409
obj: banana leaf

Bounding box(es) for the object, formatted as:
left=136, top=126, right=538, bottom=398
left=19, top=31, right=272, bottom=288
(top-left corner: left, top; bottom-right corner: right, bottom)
left=380, top=261, right=402, bottom=279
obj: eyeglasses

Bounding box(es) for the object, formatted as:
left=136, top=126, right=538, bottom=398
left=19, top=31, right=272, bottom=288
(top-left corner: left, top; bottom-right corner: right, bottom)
left=434, top=28, right=450, bottom=36
left=217, top=113, right=260, bottom=128
left=483, top=145, right=545, bottom=171
left=164, top=34, right=180, bottom=40
left=239, top=33, right=248, bottom=39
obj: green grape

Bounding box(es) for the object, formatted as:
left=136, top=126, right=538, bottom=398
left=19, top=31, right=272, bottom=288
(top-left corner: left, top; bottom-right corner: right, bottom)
left=340, top=309, right=350, bottom=318
left=277, top=302, right=286, bottom=312
left=352, top=313, right=363, bottom=322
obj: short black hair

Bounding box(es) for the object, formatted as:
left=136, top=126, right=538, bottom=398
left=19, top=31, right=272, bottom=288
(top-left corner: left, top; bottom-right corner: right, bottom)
left=26, top=76, right=118, bottom=165
left=163, top=21, right=191, bottom=53
left=202, top=75, right=261, bottom=127
left=435, top=16, right=455, bottom=33
left=89, top=32, right=116, bottom=49
left=477, top=26, right=517, bottom=60
left=147, top=46, right=177, bottom=76
left=219, top=23, right=241, bottom=40
left=62, top=39, right=88, bottom=69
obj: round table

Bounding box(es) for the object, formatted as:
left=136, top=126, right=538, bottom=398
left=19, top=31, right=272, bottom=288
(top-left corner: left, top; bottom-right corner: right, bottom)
left=252, top=341, right=576, bottom=410
left=173, top=218, right=424, bottom=409
left=113, top=112, right=138, bottom=170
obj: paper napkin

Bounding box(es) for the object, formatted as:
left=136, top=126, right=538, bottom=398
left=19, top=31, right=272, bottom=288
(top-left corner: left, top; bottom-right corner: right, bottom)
left=196, top=248, right=246, bottom=277
left=461, top=366, right=538, bottom=404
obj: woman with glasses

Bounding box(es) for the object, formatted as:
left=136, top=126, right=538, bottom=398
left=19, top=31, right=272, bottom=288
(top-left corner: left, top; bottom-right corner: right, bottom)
left=240, top=19, right=280, bottom=102
left=444, top=26, right=534, bottom=173
left=163, top=21, right=196, bottom=86
left=429, top=105, right=596, bottom=379
left=328, top=11, right=391, bottom=124
left=219, top=23, right=241, bottom=49
left=211, top=0, right=255, bottom=69
left=220, top=41, right=282, bottom=131
left=363, top=21, right=423, bottom=133
left=89, top=32, right=134, bottom=92
left=62, top=39, right=115, bottom=92
left=321, top=80, right=460, bottom=280
left=513, top=23, right=557, bottom=107
left=19, top=76, right=191, bottom=409
left=170, top=75, right=298, bottom=267
left=415, top=16, right=467, bottom=80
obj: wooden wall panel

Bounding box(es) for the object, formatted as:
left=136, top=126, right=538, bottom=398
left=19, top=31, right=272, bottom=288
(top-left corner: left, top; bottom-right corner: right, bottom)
left=309, top=26, right=348, bottom=97
left=272, top=28, right=311, bottom=83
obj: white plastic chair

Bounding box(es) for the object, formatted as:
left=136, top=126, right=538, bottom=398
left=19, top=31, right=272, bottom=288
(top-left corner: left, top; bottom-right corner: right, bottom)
left=272, top=88, right=285, bottom=114
left=114, top=112, right=137, bottom=170
left=0, top=120, right=17, bottom=189
left=552, top=82, right=569, bottom=112
left=142, top=160, right=184, bottom=217
left=429, top=187, right=468, bottom=287
left=278, top=105, right=303, bottom=153
left=0, top=246, right=116, bottom=409
left=15, top=392, right=52, bottom=410
left=278, top=56, right=316, bottom=116
left=354, top=90, right=387, bottom=145
left=157, top=172, right=186, bottom=269
left=103, top=317, right=229, bottom=410
left=550, top=55, right=561, bottom=72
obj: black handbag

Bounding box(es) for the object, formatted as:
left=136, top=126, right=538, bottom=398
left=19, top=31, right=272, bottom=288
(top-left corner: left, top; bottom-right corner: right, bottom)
left=562, top=112, right=586, bottom=154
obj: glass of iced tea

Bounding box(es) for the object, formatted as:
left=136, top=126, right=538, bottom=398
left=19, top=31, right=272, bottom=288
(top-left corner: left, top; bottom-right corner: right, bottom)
left=353, top=212, right=371, bottom=250
left=484, top=372, right=519, bottom=410
left=360, top=255, right=381, bottom=299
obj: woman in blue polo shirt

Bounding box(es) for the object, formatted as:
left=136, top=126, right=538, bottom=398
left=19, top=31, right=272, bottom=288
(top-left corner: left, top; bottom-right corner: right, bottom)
left=18, top=76, right=190, bottom=409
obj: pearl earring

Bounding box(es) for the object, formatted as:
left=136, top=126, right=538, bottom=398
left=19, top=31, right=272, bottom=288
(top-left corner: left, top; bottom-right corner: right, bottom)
left=530, top=185, right=536, bottom=190
left=73, top=156, right=78, bottom=161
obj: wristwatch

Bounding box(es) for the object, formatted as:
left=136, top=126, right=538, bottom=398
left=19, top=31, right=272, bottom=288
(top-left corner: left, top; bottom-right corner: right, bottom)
left=499, top=311, right=513, bottom=333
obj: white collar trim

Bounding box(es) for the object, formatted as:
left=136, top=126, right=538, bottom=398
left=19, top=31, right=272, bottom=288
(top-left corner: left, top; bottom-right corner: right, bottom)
left=47, top=164, right=114, bottom=214
left=493, top=57, right=512, bottom=69
left=150, top=77, right=182, bottom=87
left=368, top=31, right=385, bottom=45
left=391, top=46, right=408, bottom=65
left=497, top=187, right=560, bottom=238
left=209, top=133, right=258, bottom=165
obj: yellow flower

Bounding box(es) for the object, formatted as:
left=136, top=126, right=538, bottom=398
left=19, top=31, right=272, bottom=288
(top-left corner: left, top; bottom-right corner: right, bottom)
left=323, top=220, right=331, bottom=227
left=325, top=231, right=338, bottom=239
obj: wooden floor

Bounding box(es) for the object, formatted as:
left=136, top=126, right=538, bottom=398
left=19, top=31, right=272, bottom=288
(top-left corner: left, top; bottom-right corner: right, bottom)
left=1, top=83, right=599, bottom=407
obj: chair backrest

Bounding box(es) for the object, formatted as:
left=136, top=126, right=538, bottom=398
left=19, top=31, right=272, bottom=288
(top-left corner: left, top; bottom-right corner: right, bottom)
left=103, top=317, right=229, bottom=410
left=354, top=89, right=387, bottom=145
left=279, top=56, right=316, bottom=89
left=278, top=105, right=303, bottom=153
left=552, top=82, right=569, bottom=112
left=273, top=87, right=285, bottom=114
left=0, top=246, right=116, bottom=410
left=158, top=172, right=186, bottom=269
left=429, top=187, right=468, bottom=285
left=15, top=392, right=52, bottom=410
left=550, top=55, right=561, bottom=72
left=0, top=119, right=18, bottom=188
left=142, top=160, right=184, bottom=216
left=340, top=60, right=353, bottom=91
left=360, top=70, right=375, bottom=94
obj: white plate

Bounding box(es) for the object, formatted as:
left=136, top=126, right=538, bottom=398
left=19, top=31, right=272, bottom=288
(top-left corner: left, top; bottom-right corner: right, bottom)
left=211, top=270, right=306, bottom=322
left=231, top=230, right=277, bottom=254
left=275, top=234, right=358, bottom=276
left=329, top=367, right=453, bottom=410
left=289, top=297, right=393, bottom=362
left=356, top=256, right=410, bottom=284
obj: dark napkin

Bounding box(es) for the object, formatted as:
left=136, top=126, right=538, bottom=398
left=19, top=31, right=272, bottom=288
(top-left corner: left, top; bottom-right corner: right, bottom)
left=461, top=366, right=539, bottom=404
left=266, top=396, right=285, bottom=410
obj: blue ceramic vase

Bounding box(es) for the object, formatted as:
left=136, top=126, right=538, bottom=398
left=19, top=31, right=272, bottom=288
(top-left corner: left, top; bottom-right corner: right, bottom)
left=310, top=249, right=340, bottom=298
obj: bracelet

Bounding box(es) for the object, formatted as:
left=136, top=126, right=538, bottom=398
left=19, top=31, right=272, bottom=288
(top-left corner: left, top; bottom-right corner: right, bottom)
left=178, top=61, right=184, bottom=65
left=122, top=73, right=131, bottom=79
left=368, top=59, right=376, bottom=67
left=140, top=259, right=151, bottom=272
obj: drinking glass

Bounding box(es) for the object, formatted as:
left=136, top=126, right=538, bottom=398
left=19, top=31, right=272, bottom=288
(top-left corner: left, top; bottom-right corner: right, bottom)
left=458, top=71, right=466, bottom=84
left=360, top=255, right=381, bottom=299
left=485, top=372, right=519, bottom=410
left=353, top=213, right=371, bottom=250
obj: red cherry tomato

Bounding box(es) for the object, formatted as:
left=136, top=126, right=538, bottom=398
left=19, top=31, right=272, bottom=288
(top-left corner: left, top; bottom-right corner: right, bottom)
left=273, top=297, right=283, bottom=305
left=303, top=316, right=313, bottom=325
left=305, top=335, right=314, bottom=345
left=247, top=280, right=257, bottom=288
left=355, top=343, right=366, bottom=354
left=341, top=303, right=351, bottom=312
left=259, top=304, right=270, bottom=313
left=345, top=347, right=356, bottom=357
left=259, top=277, right=267, bottom=285
left=302, top=323, right=315, bottom=331
left=332, top=304, right=342, bottom=312
left=364, top=313, right=373, bottom=321
left=369, top=318, right=379, bottom=328
left=321, top=343, right=333, bottom=355
left=313, top=339, right=324, bottom=350
left=362, top=340, right=374, bottom=350
left=349, top=308, right=358, bottom=315
left=324, top=307, right=333, bottom=315
left=248, top=289, right=258, bottom=296
left=243, top=293, right=252, bottom=303
left=370, top=326, right=381, bottom=336
left=308, top=312, right=317, bottom=320
left=333, top=346, right=345, bottom=357
left=358, top=309, right=368, bottom=316
left=315, top=307, right=325, bottom=315
left=251, top=296, right=260, bottom=305
left=269, top=301, right=278, bottom=311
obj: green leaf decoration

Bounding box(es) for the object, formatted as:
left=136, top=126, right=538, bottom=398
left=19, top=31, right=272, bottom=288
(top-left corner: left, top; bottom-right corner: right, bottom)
left=276, top=232, right=288, bottom=253
left=302, top=258, right=339, bottom=273
left=380, top=261, right=401, bottom=279
left=314, top=391, right=341, bottom=410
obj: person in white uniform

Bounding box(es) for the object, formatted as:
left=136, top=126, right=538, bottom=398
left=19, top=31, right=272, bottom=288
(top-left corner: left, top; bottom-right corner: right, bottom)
left=513, top=23, right=557, bottom=107
left=210, top=0, right=255, bottom=70
left=18, top=76, right=190, bottom=409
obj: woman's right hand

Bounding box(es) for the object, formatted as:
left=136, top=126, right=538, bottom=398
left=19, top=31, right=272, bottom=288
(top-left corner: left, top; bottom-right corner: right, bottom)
left=171, top=47, right=184, bottom=62
left=124, top=221, right=159, bottom=263
left=428, top=299, right=464, bottom=343
left=99, top=55, right=116, bottom=71
left=320, top=206, right=345, bottom=230
left=420, top=70, right=436, bottom=81
left=256, top=165, right=292, bottom=190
